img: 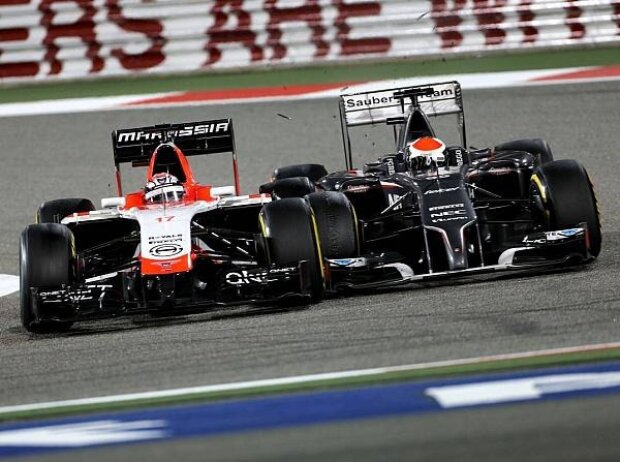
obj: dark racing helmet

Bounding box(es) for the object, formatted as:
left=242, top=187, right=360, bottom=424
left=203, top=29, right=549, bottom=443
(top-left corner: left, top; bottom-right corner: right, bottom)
left=407, top=137, right=446, bottom=173
left=145, top=173, right=185, bottom=203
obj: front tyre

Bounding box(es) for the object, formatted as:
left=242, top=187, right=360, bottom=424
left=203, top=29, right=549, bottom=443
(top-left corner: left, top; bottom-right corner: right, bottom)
left=37, top=198, right=95, bottom=224
left=20, top=224, right=75, bottom=333
left=259, top=198, right=325, bottom=302
left=531, top=160, right=601, bottom=257
left=306, top=192, right=359, bottom=259
left=495, top=138, right=554, bottom=164
left=272, top=164, right=328, bottom=182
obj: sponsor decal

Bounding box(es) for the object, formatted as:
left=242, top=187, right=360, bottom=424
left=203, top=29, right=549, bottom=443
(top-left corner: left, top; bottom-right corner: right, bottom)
left=522, top=236, right=546, bottom=245
left=386, top=158, right=396, bottom=176
left=424, top=186, right=461, bottom=195
left=345, top=88, right=455, bottom=110
left=431, top=216, right=470, bottom=223
left=547, top=228, right=584, bottom=239
left=225, top=267, right=294, bottom=285
left=522, top=227, right=584, bottom=244
left=454, top=149, right=464, bottom=166
left=148, top=233, right=183, bottom=245
left=149, top=243, right=183, bottom=257
left=225, top=270, right=269, bottom=285
left=345, top=184, right=370, bottom=193
left=117, top=122, right=229, bottom=145
left=345, top=95, right=394, bottom=108
left=387, top=193, right=403, bottom=210
left=39, top=285, right=112, bottom=303
left=487, top=167, right=513, bottom=176
left=428, top=202, right=469, bottom=224
left=428, top=203, right=465, bottom=212
left=329, top=257, right=368, bottom=268
left=147, top=231, right=186, bottom=258
left=430, top=210, right=467, bottom=219
left=70, top=289, right=97, bottom=302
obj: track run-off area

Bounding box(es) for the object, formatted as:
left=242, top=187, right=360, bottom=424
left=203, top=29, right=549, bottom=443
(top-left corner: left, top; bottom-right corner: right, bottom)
left=0, top=78, right=619, bottom=461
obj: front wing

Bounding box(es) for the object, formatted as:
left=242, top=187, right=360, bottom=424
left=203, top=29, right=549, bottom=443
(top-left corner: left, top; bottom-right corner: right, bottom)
left=33, top=261, right=315, bottom=323
left=327, top=226, right=594, bottom=291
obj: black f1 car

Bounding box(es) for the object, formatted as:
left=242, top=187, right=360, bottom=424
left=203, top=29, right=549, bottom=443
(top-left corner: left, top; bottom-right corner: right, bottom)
left=20, top=119, right=327, bottom=333
left=261, top=81, right=601, bottom=291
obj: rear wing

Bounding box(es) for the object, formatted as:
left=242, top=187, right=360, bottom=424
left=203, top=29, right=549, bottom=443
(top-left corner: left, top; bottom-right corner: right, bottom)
left=339, top=81, right=466, bottom=169
left=111, top=119, right=240, bottom=195
left=112, top=119, right=235, bottom=167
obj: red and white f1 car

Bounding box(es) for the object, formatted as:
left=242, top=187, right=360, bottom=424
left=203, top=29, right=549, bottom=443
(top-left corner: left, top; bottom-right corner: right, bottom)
left=19, top=119, right=325, bottom=332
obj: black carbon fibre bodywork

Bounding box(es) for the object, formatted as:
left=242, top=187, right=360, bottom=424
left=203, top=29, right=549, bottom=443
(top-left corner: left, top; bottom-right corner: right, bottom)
left=305, top=82, right=599, bottom=290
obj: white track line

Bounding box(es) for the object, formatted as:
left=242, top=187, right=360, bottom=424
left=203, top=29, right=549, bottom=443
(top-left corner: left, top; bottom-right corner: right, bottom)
left=0, top=275, right=19, bottom=298
left=1, top=341, right=619, bottom=416
left=0, top=93, right=175, bottom=118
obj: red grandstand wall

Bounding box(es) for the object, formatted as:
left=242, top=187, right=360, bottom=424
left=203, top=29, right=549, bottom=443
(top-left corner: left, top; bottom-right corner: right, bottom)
left=0, top=0, right=618, bottom=82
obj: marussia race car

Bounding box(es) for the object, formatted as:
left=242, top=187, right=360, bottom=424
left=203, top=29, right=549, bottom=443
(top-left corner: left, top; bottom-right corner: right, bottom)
left=20, top=119, right=329, bottom=333
left=260, top=81, right=601, bottom=291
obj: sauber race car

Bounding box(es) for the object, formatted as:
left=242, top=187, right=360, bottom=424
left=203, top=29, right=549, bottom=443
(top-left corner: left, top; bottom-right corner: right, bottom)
left=20, top=119, right=326, bottom=333
left=260, top=81, right=601, bottom=291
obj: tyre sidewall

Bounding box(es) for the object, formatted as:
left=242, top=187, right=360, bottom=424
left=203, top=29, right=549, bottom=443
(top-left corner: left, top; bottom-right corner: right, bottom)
left=496, top=138, right=554, bottom=164
left=306, top=191, right=359, bottom=259
left=20, top=224, right=75, bottom=332
left=273, top=164, right=328, bottom=182
left=532, top=160, right=601, bottom=257
left=260, top=198, right=325, bottom=301
left=37, top=198, right=95, bottom=223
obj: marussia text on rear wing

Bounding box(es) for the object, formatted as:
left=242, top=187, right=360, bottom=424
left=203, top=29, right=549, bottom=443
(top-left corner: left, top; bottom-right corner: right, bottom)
left=112, top=119, right=235, bottom=167
left=339, top=82, right=466, bottom=169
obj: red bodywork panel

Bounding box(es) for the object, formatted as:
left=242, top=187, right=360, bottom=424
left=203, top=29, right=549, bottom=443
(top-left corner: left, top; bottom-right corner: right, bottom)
left=120, top=144, right=217, bottom=276
left=122, top=144, right=215, bottom=208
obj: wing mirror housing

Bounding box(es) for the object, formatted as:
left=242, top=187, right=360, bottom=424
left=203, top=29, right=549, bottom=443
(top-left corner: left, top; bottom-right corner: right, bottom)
left=101, top=197, right=126, bottom=209
left=212, top=186, right=236, bottom=197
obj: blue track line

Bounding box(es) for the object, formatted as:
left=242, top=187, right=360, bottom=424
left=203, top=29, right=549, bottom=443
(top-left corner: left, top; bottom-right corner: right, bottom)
left=2, top=361, right=620, bottom=458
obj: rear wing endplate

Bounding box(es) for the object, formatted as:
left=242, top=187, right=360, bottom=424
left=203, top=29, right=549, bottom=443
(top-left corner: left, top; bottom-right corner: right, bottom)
left=339, top=82, right=465, bottom=169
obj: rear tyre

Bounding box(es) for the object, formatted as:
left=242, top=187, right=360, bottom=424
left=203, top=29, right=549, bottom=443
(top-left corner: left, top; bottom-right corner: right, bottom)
left=20, top=224, right=75, bottom=333
left=259, top=198, right=325, bottom=302
left=531, top=160, right=601, bottom=257
left=272, top=164, right=328, bottom=182
left=495, top=138, right=554, bottom=164
left=37, top=198, right=95, bottom=223
left=306, top=192, right=359, bottom=259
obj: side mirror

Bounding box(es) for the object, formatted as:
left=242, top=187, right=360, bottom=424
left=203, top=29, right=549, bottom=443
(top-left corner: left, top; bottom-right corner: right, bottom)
left=101, top=197, right=126, bottom=208
left=212, top=186, right=236, bottom=197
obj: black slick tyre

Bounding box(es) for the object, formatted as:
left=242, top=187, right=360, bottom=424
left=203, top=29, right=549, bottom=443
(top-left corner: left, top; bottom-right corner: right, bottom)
left=272, top=164, right=328, bottom=182
left=259, top=198, right=325, bottom=302
left=37, top=198, right=95, bottom=223
left=305, top=192, right=359, bottom=259
left=495, top=138, right=554, bottom=164
left=531, top=160, right=601, bottom=257
left=20, top=224, right=75, bottom=333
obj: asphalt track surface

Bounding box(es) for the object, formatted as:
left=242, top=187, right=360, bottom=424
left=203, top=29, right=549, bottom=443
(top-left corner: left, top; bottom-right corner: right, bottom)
left=1, top=81, right=619, bottom=460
